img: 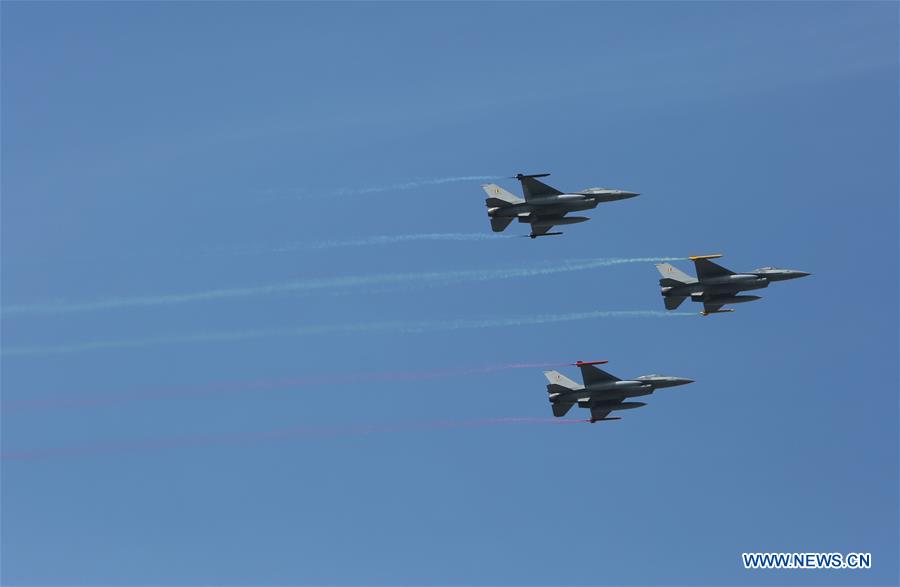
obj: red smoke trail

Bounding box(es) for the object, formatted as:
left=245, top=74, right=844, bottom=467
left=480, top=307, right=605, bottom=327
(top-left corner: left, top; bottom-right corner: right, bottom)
left=1, top=417, right=589, bottom=461
left=0, top=361, right=569, bottom=412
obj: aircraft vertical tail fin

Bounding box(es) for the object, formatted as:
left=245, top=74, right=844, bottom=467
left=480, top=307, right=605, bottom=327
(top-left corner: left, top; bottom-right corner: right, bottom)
left=544, top=370, right=580, bottom=390
left=482, top=184, right=524, bottom=206
left=484, top=183, right=522, bottom=233
left=656, top=263, right=696, bottom=284
left=546, top=370, right=578, bottom=418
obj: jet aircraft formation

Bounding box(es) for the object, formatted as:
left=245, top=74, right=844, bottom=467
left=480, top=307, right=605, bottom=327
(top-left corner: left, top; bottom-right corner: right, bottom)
left=480, top=173, right=809, bottom=423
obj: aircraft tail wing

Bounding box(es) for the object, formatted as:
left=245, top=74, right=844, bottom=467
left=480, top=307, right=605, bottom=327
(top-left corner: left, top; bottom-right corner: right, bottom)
left=552, top=402, right=574, bottom=417
left=656, top=263, right=696, bottom=284
left=664, top=295, right=688, bottom=310
left=546, top=371, right=579, bottom=417
left=482, top=184, right=524, bottom=207
left=544, top=370, right=580, bottom=390
left=489, top=217, right=514, bottom=232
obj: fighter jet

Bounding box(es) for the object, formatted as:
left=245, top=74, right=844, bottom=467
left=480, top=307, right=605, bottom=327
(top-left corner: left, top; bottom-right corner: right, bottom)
left=656, top=254, right=810, bottom=316
left=544, top=360, right=693, bottom=423
left=482, top=173, right=638, bottom=238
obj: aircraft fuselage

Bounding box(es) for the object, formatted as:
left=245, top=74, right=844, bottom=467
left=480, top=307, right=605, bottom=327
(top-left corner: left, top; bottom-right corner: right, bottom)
left=488, top=194, right=600, bottom=218
left=662, top=274, right=770, bottom=298
left=550, top=380, right=656, bottom=402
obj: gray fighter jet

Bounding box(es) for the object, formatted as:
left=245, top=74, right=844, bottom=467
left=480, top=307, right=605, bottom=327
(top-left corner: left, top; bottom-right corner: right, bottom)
left=544, top=360, right=693, bottom=423
left=482, top=173, right=638, bottom=238
left=656, top=254, right=810, bottom=316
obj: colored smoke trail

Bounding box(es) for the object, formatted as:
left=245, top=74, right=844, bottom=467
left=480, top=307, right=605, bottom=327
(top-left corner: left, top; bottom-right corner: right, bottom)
left=1, top=310, right=695, bottom=357
left=334, top=175, right=504, bottom=196
left=2, top=257, right=684, bottom=317
left=2, top=361, right=569, bottom=412
left=1, top=417, right=588, bottom=461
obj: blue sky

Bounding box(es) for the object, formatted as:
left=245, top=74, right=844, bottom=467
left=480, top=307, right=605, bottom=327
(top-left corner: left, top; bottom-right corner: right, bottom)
left=2, top=2, right=897, bottom=585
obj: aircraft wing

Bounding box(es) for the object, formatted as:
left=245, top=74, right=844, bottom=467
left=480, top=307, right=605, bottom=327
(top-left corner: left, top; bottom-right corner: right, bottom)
left=578, top=364, right=620, bottom=385
left=691, top=256, right=734, bottom=281
left=518, top=175, right=563, bottom=201
left=527, top=213, right=570, bottom=237
left=490, top=217, right=514, bottom=232
left=664, top=295, right=688, bottom=310
left=552, top=402, right=574, bottom=417
left=589, top=406, right=612, bottom=422
left=528, top=222, right=558, bottom=237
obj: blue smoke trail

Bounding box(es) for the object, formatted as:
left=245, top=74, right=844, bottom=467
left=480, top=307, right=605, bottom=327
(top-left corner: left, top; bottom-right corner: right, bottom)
left=2, top=257, right=685, bottom=317
left=1, top=310, right=695, bottom=357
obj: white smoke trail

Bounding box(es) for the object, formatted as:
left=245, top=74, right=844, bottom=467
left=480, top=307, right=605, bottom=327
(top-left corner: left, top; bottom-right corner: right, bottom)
left=398, top=310, right=689, bottom=333
left=201, top=233, right=516, bottom=255
left=1, top=310, right=694, bottom=357
left=2, top=257, right=684, bottom=317
left=309, top=233, right=517, bottom=250
left=266, top=175, right=504, bottom=199
left=335, top=175, right=504, bottom=196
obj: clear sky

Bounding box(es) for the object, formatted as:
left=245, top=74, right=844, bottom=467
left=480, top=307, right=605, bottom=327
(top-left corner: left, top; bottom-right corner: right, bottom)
left=2, top=2, right=897, bottom=585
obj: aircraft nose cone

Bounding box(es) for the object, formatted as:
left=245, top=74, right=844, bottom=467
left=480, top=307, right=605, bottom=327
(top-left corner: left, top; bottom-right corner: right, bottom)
left=652, top=376, right=694, bottom=388
left=795, top=271, right=811, bottom=278
left=621, top=191, right=640, bottom=199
